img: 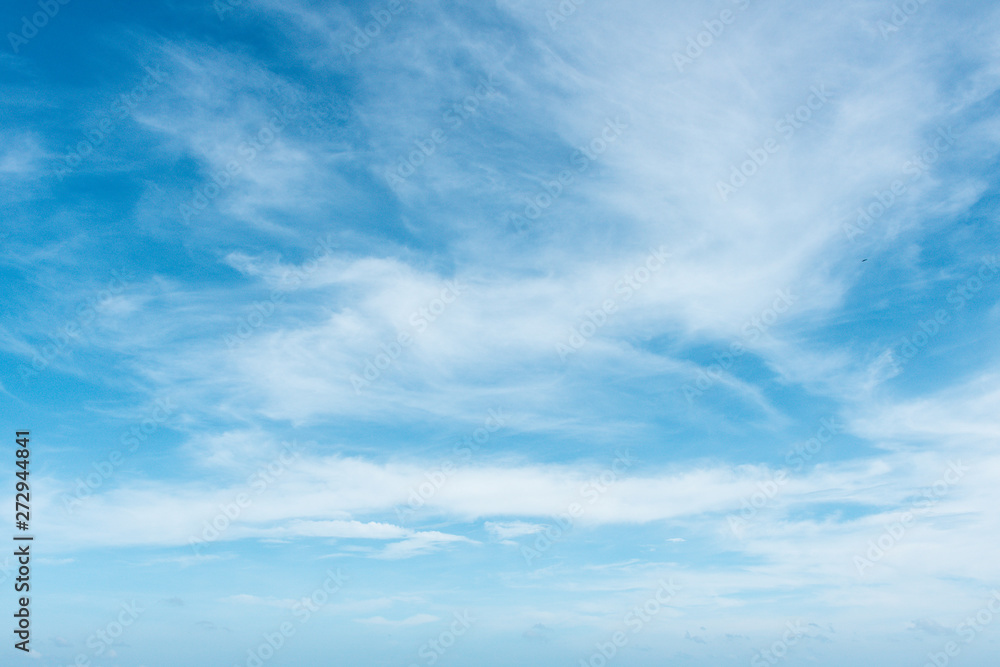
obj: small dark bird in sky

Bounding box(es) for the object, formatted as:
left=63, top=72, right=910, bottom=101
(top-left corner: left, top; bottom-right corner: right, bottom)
left=862, top=259, right=868, bottom=262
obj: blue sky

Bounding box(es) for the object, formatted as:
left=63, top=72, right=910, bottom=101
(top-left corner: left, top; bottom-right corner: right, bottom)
left=2, top=0, right=1000, bottom=665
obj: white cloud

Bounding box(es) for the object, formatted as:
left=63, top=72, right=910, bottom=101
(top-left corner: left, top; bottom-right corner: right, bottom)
left=356, top=614, right=439, bottom=627
left=485, top=521, right=547, bottom=540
